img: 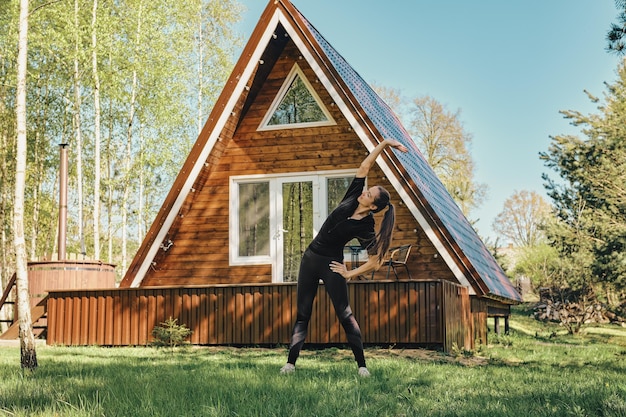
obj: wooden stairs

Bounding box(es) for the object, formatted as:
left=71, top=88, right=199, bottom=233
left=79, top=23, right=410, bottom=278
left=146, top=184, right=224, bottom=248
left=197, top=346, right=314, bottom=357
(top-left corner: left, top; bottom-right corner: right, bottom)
left=0, top=273, right=48, bottom=340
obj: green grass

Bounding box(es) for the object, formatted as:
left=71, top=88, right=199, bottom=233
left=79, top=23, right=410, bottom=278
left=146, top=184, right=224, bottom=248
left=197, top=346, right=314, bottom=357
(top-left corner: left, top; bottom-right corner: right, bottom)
left=1, top=304, right=625, bottom=417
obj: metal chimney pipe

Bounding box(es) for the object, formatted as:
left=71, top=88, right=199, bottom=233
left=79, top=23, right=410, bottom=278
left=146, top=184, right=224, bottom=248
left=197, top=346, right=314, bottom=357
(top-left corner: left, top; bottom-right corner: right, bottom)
left=58, top=143, right=68, bottom=261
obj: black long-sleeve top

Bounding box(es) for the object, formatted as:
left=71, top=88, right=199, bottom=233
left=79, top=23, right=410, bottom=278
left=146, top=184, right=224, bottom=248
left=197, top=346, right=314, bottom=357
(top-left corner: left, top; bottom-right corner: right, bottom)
left=308, top=177, right=377, bottom=259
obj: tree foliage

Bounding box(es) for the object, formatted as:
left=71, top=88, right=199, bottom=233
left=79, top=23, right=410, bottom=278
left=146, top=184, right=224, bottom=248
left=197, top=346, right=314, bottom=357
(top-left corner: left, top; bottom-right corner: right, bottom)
left=492, top=190, right=551, bottom=247
left=607, top=0, right=626, bottom=55
left=372, top=86, right=487, bottom=218
left=512, top=242, right=561, bottom=289
left=540, top=62, right=626, bottom=305
left=407, top=96, right=487, bottom=217
left=0, top=0, right=242, bottom=283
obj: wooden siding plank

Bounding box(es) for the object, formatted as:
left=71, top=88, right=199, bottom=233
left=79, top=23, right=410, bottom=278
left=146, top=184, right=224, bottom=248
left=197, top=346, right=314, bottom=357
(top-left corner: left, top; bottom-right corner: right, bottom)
left=398, top=282, right=409, bottom=344
left=241, top=289, right=250, bottom=344
left=284, top=286, right=295, bottom=344
left=181, top=291, right=192, bottom=343
left=208, top=290, right=218, bottom=344
left=198, top=290, right=208, bottom=344
left=260, top=287, right=269, bottom=343
left=226, top=288, right=235, bottom=344
left=154, top=291, right=164, bottom=342
left=63, top=296, right=72, bottom=344
left=96, top=293, right=105, bottom=344
left=122, top=290, right=132, bottom=345
left=368, top=283, right=379, bottom=342
left=271, top=286, right=281, bottom=343
left=104, top=292, right=113, bottom=345
left=217, top=288, right=225, bottom=344
left=88, top=294, right=98, bottom=345
left=253, top=287, right=262, bottom=343
left=418, top=283, right=427, bottom=341
left=387, top=284, right=398, bottom=343
left=128, top=290, right=136, bottom=345
left=230, top=288, right=240, bottom=344
left=237, top=290, right=252, bottom=344
left=434, top=283, right=444, bottom=345
left=47, top=296, right=57, bottom=344
left=146, top=290, right=156, bottom=345
left=173, top=288, right=183, bottom=325
left=189, top=290, right=199, bottom=345
left=245, top=290, right=254, bottom=344
left=379, top=285, right=389, bottom=342
left=115, top=291, right=123, bottom=345
left=138, top=292, right=148, bottom=345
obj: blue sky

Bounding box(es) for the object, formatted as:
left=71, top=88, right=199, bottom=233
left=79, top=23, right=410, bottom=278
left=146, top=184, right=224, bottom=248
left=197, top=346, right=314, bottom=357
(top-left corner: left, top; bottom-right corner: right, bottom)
left=235, top=1, right=620, bottom=242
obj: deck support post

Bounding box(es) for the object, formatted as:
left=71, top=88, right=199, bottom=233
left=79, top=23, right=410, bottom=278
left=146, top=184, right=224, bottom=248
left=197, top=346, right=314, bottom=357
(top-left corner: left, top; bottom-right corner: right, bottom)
left=494, top=316, right=500, bottom=336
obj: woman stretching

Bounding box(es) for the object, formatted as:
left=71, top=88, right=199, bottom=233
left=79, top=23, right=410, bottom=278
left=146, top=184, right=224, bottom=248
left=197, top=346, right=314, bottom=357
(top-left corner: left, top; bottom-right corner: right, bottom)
left=280, top=138, right=408, bottom=377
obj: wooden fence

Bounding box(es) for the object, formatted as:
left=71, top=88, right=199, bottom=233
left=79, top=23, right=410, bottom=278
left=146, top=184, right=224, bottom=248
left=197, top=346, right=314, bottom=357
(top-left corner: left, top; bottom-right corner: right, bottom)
left=46, top=280, right=472, bottom=352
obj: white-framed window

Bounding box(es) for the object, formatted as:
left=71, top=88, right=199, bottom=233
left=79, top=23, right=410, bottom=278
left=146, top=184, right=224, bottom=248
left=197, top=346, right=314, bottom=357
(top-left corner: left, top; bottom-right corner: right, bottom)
left=234, top=180, right=271, bottom=263
left=258, top=63, right=336, bottom=131
left=229, top=170, right=359, bottom=282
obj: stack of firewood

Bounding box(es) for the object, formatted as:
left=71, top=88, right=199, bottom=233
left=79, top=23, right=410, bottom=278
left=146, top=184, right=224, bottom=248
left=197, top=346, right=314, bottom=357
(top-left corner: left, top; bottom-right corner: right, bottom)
left=534, top=300, right=626, bottom=326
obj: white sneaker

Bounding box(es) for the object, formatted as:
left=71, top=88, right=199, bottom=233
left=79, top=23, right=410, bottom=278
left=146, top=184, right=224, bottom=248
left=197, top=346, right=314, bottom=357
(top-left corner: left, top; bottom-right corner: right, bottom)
left=358, top=367, right=370, bottom=377
left=280, top=363, right=295, bottom=374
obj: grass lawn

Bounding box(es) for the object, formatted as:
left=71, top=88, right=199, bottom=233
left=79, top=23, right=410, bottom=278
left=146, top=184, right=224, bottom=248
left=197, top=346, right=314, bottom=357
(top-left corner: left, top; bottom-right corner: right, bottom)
left=0, top=304, right=625, bottom=417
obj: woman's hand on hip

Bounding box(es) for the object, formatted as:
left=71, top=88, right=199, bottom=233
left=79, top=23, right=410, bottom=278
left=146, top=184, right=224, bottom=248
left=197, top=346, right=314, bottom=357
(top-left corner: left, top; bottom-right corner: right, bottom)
left=329, top=261, right=350, bottom=279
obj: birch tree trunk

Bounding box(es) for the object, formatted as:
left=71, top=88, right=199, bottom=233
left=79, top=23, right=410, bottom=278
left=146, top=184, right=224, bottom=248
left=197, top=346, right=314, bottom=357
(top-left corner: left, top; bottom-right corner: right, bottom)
left=15, top=0, right=38, bottom=370
left=106, top=95, right=113, bottom=264
left=29, top=131, right=42, bottom=260
left=122, top=67, right=137, bottom=273
left=196, top=3, right=203, bottom=136
left=122, top=0, right=142, bottom=274
left=106, top=125, right=113, bottom=264
left=91, top=0, right=101, bottom=260
left=0, top=125, right=9, bottom=333
left=138, top=125, right=144, bottom=241
left=73, top=0, right=85, bottom=258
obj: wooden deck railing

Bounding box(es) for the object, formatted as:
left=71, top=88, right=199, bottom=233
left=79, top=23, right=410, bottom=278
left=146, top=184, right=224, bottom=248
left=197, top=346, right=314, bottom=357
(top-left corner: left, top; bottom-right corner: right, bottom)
left=46, top=280, right=471, bottom=352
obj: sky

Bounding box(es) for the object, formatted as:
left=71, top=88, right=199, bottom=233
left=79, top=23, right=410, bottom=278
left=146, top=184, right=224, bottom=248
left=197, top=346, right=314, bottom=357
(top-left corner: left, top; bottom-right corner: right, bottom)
left=234, top=0, right=620, bottom=242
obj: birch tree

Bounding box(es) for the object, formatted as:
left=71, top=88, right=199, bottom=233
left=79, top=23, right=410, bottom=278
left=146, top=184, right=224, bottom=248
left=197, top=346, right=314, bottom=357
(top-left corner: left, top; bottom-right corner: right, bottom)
left=91, top=0, right=102, bottom=260
left=0, top=1, right=19, bottom=332
left=492, top=190, right=551, bottom=247
left=372, top=86, right=487, bottom=218
left=15, top=0, right=38, bottom=370
left=120, top=0, right=142, bottom=274
left=407, top=95, right=487, bottom=216
left=72, top=0, right=86, bottom=258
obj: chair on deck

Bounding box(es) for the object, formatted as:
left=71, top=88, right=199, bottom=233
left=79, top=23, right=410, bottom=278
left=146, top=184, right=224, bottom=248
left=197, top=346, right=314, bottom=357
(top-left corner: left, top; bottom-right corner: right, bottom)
left=371, top=244, right=412, bottom=280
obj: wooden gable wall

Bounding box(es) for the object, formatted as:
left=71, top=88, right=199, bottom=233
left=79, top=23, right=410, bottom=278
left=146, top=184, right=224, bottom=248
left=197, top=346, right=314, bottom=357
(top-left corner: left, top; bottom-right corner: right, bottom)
left=139, top=41, right=453, bottom=287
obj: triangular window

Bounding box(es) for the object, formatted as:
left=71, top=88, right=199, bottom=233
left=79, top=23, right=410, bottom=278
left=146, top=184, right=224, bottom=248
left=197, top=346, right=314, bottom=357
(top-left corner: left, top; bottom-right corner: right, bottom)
left=259, top=64, right=335, bottom=130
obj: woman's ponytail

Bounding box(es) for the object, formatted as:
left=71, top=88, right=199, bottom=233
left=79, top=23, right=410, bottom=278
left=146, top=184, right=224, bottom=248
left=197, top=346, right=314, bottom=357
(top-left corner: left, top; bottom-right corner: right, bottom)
left=372, top=203, right=394, bottom=263
left=371, top=185, right=395, bottom=263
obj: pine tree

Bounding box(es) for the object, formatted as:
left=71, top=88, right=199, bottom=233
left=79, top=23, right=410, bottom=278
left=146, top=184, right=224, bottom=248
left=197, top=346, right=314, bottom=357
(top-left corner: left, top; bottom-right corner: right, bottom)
left=541, top=62, right=626, bottom=305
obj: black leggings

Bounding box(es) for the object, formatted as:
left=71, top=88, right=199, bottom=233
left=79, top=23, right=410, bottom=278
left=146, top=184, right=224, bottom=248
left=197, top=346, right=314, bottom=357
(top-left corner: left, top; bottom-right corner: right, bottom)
left=286, top=248, right=366, bottom=368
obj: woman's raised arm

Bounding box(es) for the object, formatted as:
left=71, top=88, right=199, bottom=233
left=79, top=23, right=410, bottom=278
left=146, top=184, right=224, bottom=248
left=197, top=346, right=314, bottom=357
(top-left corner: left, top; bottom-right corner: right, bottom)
left=355, top=138, right=408, bottom=178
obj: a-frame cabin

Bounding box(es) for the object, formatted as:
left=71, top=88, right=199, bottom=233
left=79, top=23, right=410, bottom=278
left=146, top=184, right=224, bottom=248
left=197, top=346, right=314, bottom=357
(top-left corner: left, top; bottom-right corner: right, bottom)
left=44, top=0, right=521, bottom=350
